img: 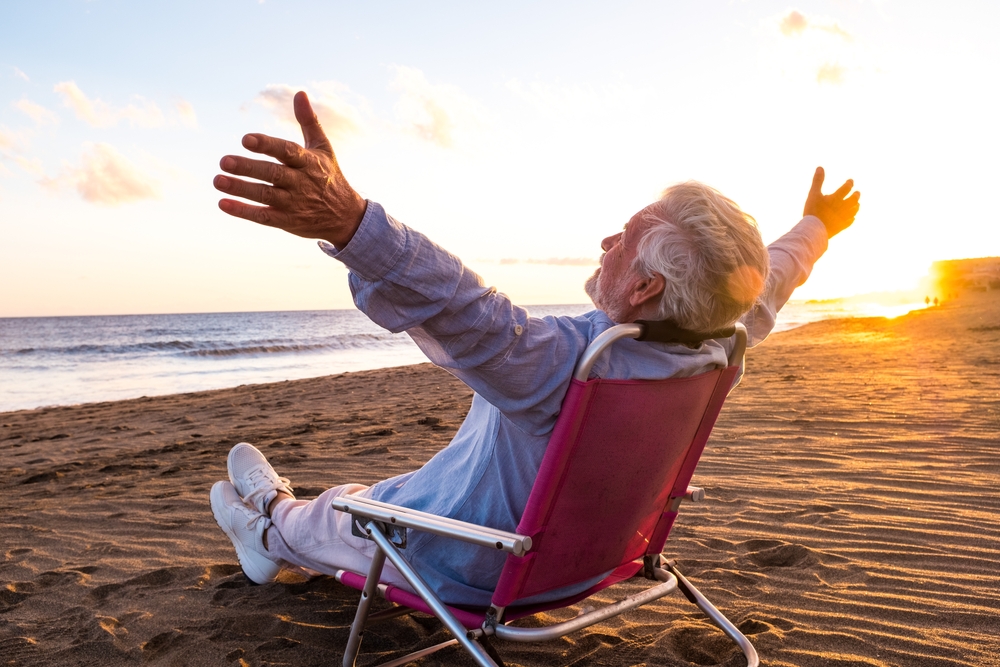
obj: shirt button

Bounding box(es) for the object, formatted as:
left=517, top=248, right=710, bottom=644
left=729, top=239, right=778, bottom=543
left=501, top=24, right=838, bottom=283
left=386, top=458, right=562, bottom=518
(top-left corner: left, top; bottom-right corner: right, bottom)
left=514, top=324, right=524, bottom=336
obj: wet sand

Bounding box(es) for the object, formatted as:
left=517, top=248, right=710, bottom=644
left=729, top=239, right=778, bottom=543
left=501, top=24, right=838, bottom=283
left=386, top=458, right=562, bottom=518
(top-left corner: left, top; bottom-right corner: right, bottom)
left=2, top=294, right=998, bottom=666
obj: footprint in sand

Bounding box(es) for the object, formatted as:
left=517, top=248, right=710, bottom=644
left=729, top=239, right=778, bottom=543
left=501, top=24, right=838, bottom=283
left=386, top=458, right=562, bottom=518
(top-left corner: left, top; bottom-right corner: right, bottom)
left=35, top=569, right=90, bottom=588
left=668, top=623, right=740, bottom=665
left=90, top=566, right=183, bottom=600
left=738, top=616, right=794, bottom=635
left=747, top=543, right=816, bottom=568
left=0, top=585, right=33, bottom=612
left=19, top=470, right=63, bottom=485
left=142, top=629, right=189, bottom=659
left=4, top=547, right=33, bottom=562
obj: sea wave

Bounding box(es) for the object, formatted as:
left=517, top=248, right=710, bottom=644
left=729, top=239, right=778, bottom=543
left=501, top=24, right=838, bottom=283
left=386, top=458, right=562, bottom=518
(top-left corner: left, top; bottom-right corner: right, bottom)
left=183, top=334, right=408, bottom=357
left=2, top=333, right=410, bottom=358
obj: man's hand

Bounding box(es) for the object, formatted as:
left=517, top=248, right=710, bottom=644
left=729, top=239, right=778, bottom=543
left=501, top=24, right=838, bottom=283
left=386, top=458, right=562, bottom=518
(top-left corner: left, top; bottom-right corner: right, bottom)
left=214, top=91, right=367, bottom=249
left=802, top=166, right=861, bottom=238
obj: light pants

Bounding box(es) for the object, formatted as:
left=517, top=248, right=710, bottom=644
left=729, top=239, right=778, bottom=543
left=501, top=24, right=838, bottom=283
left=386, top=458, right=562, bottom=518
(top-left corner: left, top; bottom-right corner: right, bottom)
left=265, top=483, right=412, bottom=591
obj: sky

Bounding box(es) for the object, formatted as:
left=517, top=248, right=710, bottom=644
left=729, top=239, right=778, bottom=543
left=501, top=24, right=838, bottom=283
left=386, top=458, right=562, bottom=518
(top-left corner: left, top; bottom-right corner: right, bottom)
left=1, top=0, right=998, bottom=317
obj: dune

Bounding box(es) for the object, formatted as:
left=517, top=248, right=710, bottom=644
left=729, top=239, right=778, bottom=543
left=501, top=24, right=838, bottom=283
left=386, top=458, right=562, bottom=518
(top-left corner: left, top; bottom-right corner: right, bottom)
left=2, top=293, right=998, bottom=666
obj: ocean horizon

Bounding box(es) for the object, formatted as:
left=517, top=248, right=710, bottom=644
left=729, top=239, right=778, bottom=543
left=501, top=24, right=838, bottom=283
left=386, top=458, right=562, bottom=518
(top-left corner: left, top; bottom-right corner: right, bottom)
left=0, top=300, right=926, bottom=413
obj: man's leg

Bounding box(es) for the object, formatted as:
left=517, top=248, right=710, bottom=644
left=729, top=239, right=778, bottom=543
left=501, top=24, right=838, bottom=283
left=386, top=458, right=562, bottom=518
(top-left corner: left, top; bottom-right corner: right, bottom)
left=219, top=442, right=410, bottom=588
left=265, top=484, right=410, bottom=589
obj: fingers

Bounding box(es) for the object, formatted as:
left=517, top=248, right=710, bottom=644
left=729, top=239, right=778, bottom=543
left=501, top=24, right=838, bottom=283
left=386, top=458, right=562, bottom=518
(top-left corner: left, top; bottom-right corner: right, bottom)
left=241, top=133, right=310, bottom=168
left=832, top=179, right=855, bottom=200
left=294, top=91, right=333, bottom=153
left=217, top=198, right=289, bottom=229
left=220, top=154, right=295, bottom=187
left=810, top=166, right=825, bottom=195
left=214, top=174, right=292, bottom=209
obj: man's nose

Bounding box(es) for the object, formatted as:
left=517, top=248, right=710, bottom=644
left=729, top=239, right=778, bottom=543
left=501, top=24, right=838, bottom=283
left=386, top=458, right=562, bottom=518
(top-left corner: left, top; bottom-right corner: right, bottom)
left=601, top=232, right=622, bottom=252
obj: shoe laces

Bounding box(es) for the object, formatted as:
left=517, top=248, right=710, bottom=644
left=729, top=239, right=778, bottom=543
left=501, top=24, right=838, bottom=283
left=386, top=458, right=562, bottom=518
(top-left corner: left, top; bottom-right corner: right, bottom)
left=243, top=464, right=292, bottom=515
left=244, top=464, right=292, bottom=493
left=244, top=511, right=271, bottom=534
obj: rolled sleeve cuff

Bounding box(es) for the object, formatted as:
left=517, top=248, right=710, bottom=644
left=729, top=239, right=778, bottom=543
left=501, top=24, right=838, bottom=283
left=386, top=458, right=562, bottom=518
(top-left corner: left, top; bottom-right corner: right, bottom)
left=797, top=215, right=830, bottom=254
left=791, top=215, right=830, bottom=263
left=317, top=200, right=407, bottom=282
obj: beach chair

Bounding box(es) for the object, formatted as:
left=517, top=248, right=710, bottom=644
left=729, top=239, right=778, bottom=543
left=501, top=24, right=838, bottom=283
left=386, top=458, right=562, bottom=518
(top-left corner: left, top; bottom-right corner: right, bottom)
left=332, top=321, right=758, bottom=667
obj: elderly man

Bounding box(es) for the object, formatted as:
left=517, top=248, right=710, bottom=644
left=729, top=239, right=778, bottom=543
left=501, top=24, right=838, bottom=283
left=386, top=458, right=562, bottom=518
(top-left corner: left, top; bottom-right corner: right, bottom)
left=210, top=92, right=859, bottom=606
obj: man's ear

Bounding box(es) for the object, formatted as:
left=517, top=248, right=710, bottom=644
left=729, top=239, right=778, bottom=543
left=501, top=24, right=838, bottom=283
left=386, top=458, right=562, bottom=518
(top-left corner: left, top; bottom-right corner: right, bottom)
left=629, top=273, right=666, bottom=308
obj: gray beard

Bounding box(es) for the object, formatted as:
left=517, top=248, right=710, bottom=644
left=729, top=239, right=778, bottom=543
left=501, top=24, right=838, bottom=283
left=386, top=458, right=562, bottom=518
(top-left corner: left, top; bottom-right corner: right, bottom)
left=584, top=268, right=629, bottom=323
left=584, top=269, right=600, bottom=307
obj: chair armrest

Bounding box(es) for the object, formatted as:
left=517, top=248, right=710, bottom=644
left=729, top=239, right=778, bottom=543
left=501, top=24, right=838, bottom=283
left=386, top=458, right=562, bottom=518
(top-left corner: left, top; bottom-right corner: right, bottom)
left=332, top=495, right=533, bottom=557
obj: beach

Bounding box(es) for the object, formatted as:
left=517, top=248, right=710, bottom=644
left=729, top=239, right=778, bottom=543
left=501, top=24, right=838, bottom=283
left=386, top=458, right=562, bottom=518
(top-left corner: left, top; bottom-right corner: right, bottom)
left=2, top=294, right=998, bottom=667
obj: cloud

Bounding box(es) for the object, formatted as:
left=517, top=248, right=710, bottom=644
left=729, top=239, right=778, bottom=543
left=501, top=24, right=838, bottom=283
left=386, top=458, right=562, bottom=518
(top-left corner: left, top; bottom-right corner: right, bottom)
left=0, top=127, right=17, bottom=151
left=54, top=81, right=118, bottom=127
left=175, top=99, right=198, bottom=128
left=13, top=99, right=59, bottom=125
left=770, top=9, right=858, bottom=86
left=12, top=66, right=29, bottom=82
left=118, top=97, right=165, bottom=128
left=255, top=83, right=362, bottom=140
left=53, top=81, right=166, bottom=128
left=816, top=63, right=846, bottom=85
left=818, top=23, right=853, bottom=42
left=779, top=10, right=808, bottom=36
left=41, top=143, right=160, bottom=205
left=13, top=155, right=44, bottom=176
left=0, top=126, right=41, bottom=175
left=777, top=9, right=852, bottom=41
left=499, top=257, right=598, bottom=266
left=391, top=66, right=482, bottom=148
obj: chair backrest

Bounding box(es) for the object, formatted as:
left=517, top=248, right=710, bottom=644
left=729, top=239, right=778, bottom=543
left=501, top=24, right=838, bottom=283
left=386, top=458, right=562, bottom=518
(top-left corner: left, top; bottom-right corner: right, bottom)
left=492, top=323, right=743, bottom=608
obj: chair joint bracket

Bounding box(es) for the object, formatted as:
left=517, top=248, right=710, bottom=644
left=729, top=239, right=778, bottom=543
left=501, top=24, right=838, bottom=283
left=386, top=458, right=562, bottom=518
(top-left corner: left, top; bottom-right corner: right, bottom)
left=351, top=515, right=407, bottom=549
left=642, top=553, right=665, bottom=580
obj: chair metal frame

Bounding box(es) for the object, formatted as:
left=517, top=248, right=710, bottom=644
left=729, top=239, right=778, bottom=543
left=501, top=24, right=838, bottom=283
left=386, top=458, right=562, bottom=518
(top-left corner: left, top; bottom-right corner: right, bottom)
left=333, top=322, right=758, bottom=667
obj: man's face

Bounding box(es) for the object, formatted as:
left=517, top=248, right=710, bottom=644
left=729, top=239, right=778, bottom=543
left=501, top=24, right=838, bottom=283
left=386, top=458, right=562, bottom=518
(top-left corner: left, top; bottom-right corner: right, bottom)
left=585, top=209, right=651, bottom=322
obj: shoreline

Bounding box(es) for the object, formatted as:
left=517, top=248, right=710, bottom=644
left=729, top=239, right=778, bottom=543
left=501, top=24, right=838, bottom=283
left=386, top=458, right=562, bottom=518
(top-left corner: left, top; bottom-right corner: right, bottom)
left=1, top=294, right=997, bottom=666
left=1, top=300, right=932, bottom=416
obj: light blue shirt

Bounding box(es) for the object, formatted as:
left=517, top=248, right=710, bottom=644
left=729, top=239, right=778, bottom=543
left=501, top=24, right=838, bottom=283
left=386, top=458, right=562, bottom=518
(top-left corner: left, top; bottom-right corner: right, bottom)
left=321, top=201, right=829, bottom=605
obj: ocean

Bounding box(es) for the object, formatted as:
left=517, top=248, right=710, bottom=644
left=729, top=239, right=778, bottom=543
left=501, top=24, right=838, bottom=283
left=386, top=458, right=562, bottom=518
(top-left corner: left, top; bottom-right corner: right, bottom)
left=0, top=300, right=924, bottom=412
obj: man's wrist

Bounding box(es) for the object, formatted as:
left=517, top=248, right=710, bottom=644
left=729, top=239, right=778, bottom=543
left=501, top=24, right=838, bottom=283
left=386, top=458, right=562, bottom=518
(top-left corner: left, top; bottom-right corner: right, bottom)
left=318, top=201, right=407, bottom=282
left=325, top=194, right=369, bottom=249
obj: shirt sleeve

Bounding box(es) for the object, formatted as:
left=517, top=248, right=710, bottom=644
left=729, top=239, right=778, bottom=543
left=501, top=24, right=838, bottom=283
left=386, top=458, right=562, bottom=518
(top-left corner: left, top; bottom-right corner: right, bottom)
left=740, top=215, right=829, bottom=347
left=319, top=201, right=585, bottom=435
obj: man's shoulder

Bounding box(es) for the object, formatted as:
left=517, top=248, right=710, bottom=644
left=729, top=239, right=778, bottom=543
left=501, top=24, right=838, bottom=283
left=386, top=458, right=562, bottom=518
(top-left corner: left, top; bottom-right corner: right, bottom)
left=527, top=309, right=614, bottom=337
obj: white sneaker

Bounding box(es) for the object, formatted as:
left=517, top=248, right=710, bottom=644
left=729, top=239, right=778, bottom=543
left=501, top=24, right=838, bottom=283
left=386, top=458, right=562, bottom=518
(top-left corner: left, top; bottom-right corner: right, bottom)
left=227, top=442, right=294, bottom=517
left=210, top=481, right=281, bottom=585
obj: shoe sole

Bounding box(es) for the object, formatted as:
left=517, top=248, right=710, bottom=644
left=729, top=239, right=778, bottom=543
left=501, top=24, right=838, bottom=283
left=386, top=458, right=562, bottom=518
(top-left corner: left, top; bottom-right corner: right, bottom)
left=210, top=481, right=276, bottom=585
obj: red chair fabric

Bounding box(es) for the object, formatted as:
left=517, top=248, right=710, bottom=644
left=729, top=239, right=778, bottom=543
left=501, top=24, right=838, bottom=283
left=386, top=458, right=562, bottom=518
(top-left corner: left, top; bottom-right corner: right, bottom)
left=493, top=365, right=738, bottom=608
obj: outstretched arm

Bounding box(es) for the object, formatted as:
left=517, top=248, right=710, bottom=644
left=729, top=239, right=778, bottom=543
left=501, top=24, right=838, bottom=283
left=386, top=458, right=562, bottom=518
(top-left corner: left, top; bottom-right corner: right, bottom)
left=213, top=91, right=367, bottom=249
left=739, top=167, right=861, bottom=346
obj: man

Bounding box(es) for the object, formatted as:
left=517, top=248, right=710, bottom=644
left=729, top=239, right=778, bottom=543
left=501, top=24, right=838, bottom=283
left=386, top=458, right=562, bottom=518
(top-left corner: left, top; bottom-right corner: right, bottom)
left=210, top=92, right=860, bottom=606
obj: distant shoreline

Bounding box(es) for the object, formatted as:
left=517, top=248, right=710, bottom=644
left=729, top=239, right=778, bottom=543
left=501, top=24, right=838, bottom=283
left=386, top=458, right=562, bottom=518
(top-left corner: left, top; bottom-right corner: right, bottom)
left=1, top=301, right=934, bottom=414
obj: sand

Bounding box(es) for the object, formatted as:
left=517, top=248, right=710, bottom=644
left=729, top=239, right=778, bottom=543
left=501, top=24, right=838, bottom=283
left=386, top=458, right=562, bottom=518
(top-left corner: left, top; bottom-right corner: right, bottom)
left=2, top=294, right=998, bottom=667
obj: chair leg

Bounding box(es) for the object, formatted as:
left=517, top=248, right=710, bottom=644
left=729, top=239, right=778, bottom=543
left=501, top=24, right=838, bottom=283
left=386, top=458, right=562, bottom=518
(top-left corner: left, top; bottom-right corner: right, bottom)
left=343, top=549, right=388, bottom=667
left=365, top=605, right=414, bottom=624
left=479, top=635, right=506, bottom=667
left=364, top=521, right=500, bottom=667
left=375, top=639, right=459, bottom=667
left=664, top=563, right=759, bottom=667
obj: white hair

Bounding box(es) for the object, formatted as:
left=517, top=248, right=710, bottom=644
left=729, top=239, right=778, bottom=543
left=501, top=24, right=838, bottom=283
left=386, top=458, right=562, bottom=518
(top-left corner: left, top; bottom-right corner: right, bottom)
left=633, top=181, right=769, bottom=332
